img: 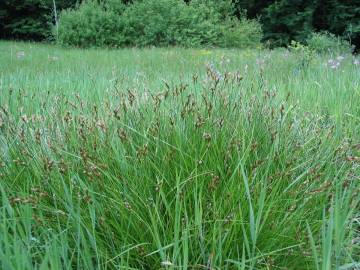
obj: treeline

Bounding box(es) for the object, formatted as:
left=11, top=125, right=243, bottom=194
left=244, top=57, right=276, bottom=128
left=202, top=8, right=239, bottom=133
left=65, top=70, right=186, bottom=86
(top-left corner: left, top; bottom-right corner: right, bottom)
left=0, top=0, right=76, bottom=40
left=0, top=0, right=359, bottom=49
left=241, top=0, right=360, bottom=48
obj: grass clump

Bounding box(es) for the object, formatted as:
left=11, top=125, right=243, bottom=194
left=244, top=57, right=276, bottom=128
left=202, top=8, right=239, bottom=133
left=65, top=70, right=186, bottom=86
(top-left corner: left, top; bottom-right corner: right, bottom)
left=0, top=42, right=359, bottom=269
left=306, top=32, right=354, bottom=54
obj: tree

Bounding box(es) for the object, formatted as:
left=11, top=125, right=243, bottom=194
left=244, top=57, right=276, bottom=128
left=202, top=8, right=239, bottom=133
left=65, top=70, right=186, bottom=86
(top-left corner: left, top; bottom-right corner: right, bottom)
left=0, top=0, right=77, bottom=40
left=261, top=0, right=316, bottom=46
left=313, top=0, right=360, bottom=50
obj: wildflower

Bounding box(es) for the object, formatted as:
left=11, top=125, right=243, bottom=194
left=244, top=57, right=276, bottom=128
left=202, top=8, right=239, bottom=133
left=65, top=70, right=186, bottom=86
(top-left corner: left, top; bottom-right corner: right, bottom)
left=16, top=51, right=25, bottom=58
left=220, top=55, right=230, bottom=65
left=354, top=59, right=360, bottom=66
left=256, top=58, right=265, bottom=66
left=330, top=62, right=340, bottom=69
left=336, top=55, right=345, bottom=61
left=327, top=58, right=341, bottom=69
left=48, top=55, right=59, bottom=61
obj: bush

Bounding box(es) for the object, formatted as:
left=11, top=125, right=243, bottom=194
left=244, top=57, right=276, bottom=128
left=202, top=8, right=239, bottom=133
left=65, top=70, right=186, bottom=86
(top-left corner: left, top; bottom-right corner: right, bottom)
left=56, top=0, right=263, bottom=48
left=120, top=0, right=192, bottom=47
left=187, top=0, right=262, bottom=48
left=306, top=32, right=354, bottom=54
left=57, top=1, right=125, bottom=48
left=220, top=18, right=262, bottom=48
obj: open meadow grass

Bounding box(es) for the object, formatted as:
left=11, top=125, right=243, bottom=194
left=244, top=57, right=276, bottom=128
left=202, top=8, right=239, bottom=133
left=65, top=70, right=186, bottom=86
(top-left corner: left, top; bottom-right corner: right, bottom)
left=0, top=41, right=359, bottom=269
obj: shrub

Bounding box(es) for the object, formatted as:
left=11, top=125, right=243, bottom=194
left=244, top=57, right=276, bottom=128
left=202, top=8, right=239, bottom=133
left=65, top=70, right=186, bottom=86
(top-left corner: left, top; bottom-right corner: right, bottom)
left=220, top=18, right=262, bottom=48
left=119, top=0, right=232, bottom=47
left=187, top=0, right=262, bottom=48
left=306, top=32, right=354, bottom=54
left=57, top=1, right=125, bottom=48
left=188, top=0, right=235, bottom=21
left=56, top=0, right=263, bottom=48
left=120, top=0, right=191, bottom=47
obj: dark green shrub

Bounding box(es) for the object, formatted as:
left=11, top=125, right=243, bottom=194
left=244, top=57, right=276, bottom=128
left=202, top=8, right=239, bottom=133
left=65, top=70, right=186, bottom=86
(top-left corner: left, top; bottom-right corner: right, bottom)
left=120, top=0, right=235, bottom=47
left=120, top=0, right=190, bottom=47
left=185, top=0, right=236, bottom=47
left=220, top=18, right=262, bottom=48
left=56, top=0, right=262, bottom=48
left=57, top=1, right=125, bottom=48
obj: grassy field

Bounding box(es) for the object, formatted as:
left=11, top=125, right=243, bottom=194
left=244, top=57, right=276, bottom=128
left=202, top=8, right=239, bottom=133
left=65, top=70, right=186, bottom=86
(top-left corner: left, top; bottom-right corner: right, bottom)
left=0, top=41, right=359, bottom=269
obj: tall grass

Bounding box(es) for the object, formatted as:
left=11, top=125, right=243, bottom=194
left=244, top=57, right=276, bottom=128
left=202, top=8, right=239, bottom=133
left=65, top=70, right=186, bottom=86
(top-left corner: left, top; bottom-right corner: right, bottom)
left=0, top=41, right=359, bottom=269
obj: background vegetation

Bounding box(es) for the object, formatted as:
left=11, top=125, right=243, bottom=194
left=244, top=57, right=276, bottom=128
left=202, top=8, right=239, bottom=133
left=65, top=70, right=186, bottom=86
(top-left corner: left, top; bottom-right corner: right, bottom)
left=0, top=0, right=359, bottom=49
left=55, top=0, right=262, bottom=48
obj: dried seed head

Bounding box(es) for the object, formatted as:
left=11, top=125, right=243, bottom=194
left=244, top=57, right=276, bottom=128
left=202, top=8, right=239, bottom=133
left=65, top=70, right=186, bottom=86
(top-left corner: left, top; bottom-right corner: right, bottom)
left=35, top=129, right=41, bottom=144
left=117, top=128, right=128, bottom=142
left=64, top=111, right=72, bottom=123
left=346, top=156, right=360, bottom=162
left=21, top=114, right=29, bottom=124
left=202, top=132, right=212, bottom=142
left=43, top=157, right=54, bottom=172
left=124, top=201, right=132, bottom=210
left=113, top=107, right=121, bottom=120
left=192, top=74, right=198, bottom=84
left=1, top=105, right=9, bottom=116
left=208, top=174, right=220, bottom=191
left=96, top=120, right=107, bottom=132
left=195, top=116, right=205, bottom=129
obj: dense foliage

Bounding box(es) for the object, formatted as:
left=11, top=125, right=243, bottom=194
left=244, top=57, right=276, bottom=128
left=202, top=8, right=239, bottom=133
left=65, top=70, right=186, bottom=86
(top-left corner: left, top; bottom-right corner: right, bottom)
left=239, top=0, right=360, bottom=49
left=1, top=0, right=359, bottom=49
left=0, top=0, right=77, bottom=40
left=56, top=1, right=125, bottom=47
left=57, top=0, right=262, bottom=48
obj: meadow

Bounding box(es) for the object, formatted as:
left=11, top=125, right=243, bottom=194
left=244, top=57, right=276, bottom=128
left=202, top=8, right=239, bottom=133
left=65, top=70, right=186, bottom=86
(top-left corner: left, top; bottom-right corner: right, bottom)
left=0, top=41, right=359, bottom=269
